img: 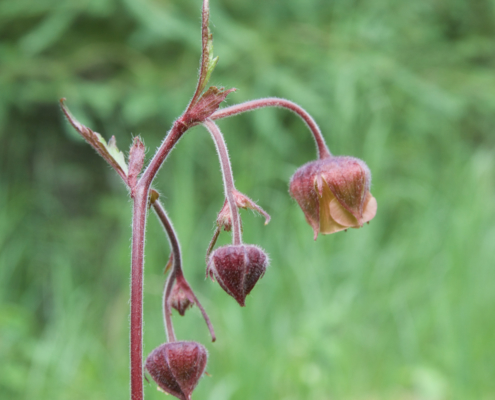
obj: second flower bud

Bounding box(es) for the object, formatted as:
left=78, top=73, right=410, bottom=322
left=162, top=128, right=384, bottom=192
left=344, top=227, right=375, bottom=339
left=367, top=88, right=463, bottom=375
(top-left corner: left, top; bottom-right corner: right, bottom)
left=207, top=244, right=268, bottom=306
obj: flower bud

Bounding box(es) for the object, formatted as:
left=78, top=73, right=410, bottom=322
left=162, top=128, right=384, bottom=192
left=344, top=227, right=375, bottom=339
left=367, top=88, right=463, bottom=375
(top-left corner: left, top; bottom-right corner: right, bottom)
left=289, top=156, right=377, bottom=239
left=145, top=341, right=208, bottom=400
left=170, top=280, right=194, bottom=316
left=207, top=244, right=268, bottom=306
left=216, top=189, right=270, bottom=232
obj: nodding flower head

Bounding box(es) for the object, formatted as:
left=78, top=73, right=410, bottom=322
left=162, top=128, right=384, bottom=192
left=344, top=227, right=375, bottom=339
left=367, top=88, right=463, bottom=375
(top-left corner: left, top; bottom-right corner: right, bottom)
left=289, top=156, right=377, bottom=239
left=207, top=244, right=268, bottom=306
left=145, top=341, right=208, bottom=400
left=170, top=280, right=194, bottom=316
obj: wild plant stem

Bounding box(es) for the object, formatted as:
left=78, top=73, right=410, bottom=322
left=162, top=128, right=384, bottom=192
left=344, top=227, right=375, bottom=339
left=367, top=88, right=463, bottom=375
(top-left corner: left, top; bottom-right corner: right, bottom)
left=130, top=186, right=148, bottom=400
left=210, top=97, right=331, bottom=159
left=130, top=120, right=189, bottom=400
left=138, top=120, right=189, bottom=190
left=203, top=119, right=243, bottom=245
left=152, top=199, right=216, bottom=342
left=163, top=269, right=177, bottom=342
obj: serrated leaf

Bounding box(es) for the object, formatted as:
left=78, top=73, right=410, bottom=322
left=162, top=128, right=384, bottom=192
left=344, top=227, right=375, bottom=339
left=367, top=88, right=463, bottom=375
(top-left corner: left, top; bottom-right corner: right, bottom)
left=104, top=135, right=128, bottom=175
left=187, top=0, right=218, bottom=110
left=60, top=98, right=128, bottom=182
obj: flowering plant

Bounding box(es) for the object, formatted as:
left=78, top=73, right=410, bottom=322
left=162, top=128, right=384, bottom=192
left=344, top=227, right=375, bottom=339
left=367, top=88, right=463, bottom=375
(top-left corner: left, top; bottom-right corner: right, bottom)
left=61, top=1, right=376, bottom=398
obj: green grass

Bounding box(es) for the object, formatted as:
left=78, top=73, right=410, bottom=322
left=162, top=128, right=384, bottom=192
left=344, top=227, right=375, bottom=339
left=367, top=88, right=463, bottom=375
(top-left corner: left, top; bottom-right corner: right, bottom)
left=1, top=0, right=495, bottom=399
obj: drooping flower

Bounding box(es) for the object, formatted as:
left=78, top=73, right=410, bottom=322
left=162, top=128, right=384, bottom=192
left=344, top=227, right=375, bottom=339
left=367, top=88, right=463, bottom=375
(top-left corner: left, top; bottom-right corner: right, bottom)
left=289, top=156, right=377, bottom=239
left=170, top=280, right=195, bottom=316
left=207, top=244, right=268, bottom=306
left=145, top=341, right=208, bottom=400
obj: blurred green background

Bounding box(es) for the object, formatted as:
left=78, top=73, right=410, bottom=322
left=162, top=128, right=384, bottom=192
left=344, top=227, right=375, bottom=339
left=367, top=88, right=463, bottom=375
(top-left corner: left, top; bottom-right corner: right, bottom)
left=1, top=0, right=495, bottom=399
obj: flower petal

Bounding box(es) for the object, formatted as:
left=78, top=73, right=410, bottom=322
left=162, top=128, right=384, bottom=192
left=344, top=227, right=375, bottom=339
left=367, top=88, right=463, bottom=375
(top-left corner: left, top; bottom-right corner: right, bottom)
left=362, top=193, right=377, bottom=223
left=329, top=198, right=359, bottom=227
left=318, top=179, right=348, bottom=234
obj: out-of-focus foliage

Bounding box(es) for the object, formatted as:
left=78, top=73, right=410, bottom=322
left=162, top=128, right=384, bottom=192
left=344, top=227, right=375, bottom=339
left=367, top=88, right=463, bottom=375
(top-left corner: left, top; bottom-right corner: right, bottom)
left=1, top=0, right=495, bottom=399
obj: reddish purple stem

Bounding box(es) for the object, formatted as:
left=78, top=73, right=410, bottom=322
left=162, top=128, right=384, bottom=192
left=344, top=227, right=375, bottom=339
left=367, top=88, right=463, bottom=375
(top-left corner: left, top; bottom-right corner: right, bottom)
left=130, top=186, right=148, bottom=400
left=129, top=119, right=188, bottom=400
left=203, top=119, right=243, bottom=246
left=152, top=199, right=216, bottom=342
left=210, top=97, right=331, bottom=160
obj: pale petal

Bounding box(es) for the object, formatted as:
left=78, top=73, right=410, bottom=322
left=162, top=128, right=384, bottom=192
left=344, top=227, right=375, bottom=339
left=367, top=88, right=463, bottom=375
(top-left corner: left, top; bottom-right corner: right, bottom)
left=362, top=193, right=377, bottom=223
left=318, top=178, right=348, bottom=234
left=329, top=198, right=359, bottom=227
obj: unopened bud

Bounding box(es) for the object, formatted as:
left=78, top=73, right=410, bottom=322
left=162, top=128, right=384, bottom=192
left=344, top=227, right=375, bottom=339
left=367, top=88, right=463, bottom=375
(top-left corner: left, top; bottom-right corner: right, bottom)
left=207, top=244, right=268, bottom=306
left=145, top=341, right=208, bottom=400
left=170, top=280, right=194, bottom=316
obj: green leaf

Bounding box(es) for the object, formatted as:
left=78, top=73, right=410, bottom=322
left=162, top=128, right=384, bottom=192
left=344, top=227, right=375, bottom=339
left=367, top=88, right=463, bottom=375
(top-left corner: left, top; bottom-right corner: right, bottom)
left=203, top=55, right=219, bottom=91
left=102, top=135, right=128, bottom=175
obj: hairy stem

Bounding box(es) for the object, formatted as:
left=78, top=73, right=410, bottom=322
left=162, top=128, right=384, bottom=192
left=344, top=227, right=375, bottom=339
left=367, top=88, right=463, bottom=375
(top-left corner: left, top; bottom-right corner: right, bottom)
left=181, top=279, right=216, bottom=342
left=152, top=199, right=216, bottom=342
left=203, top=119, right=242, bottom=245
left=130, top=120, right=189, bottom=400
left=206, top=227, right=221, bottom=263
left=130, top=186, right=148, bottom=400
left=138, top=120, right=188, bottom=190
left=210, top=97, right=331, bottom=159
left=163, top=269, right=177, bottom=342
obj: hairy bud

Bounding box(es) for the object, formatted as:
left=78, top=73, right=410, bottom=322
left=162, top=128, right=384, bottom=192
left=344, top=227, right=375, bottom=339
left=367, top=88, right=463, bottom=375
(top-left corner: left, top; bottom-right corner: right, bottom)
left=170, top=280, right=195, bottom=316
left=145, top=341, right=208, bottom=400
left=289, top=156, right=377, bottom=239
left=207, top=244, right=268, bottom=306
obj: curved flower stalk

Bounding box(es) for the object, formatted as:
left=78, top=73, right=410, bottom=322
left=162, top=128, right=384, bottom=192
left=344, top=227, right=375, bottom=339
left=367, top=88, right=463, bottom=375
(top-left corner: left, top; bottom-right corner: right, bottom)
left=211, top=97, right=331, bottom=160
left=211, top=98, right=377, bottom=238
left=202, top=119, right=270, bottom=305
left=203, top=119, right=243, bottom=246
left=150, top=195, right=215, bottom=342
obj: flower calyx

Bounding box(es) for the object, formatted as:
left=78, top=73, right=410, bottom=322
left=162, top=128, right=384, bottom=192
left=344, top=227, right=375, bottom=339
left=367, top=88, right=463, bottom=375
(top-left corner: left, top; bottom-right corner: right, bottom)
left=289, top=156, right=377, bottom=239
left=170, top=278, right=195, bottom=316
left=184, top=86, right=236, bottom=126
left=216, top=189, right=270, bottom=232
left=207, top=244, right=268, bottom=306
left=145, top=341, right=208, bottom=400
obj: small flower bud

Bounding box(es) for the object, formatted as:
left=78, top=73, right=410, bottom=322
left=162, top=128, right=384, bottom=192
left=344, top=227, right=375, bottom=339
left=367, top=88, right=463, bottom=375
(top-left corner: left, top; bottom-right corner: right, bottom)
left=289, top=156, right=377, bottom=239
left=170, top=280, right=194, bottom=316
left=207, top=244, right=268, bottom=306
left=145, top=341, right=208, bottom=400
left=216, top=189, right=270, bottom=232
